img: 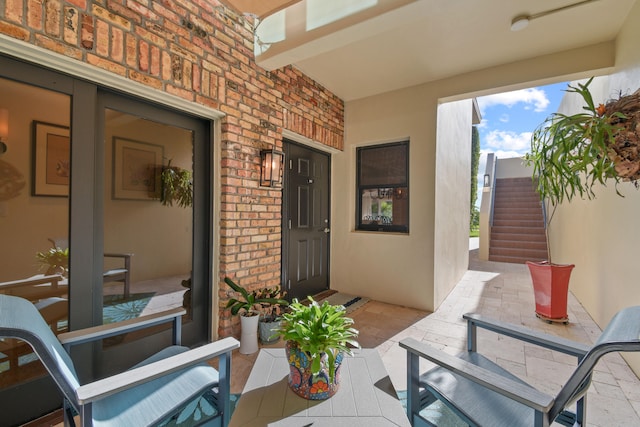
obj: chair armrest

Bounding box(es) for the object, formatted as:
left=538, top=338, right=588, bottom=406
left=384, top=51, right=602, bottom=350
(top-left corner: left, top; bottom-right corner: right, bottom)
left=104, top=253, right=133, bottom=259
left=463, top=313, right=590, bottom=358
left=75, top=337, right=240, bottom=404
left=400, top=337, right=554, bottom=412
left=58, top=307, right=185, bottom=347
left=0, top=275, right=63, bottom=290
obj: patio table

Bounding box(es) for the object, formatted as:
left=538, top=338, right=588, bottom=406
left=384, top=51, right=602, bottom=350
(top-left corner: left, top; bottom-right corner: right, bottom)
left=229, top=347, right=410, bottom=426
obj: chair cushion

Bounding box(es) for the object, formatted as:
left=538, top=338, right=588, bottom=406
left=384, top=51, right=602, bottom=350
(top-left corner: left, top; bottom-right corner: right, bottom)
left=93, top=363, right=220, bottom=427
left=419, top=352, right=538, bottom=427
left=93, top=346, right=221, bottom=427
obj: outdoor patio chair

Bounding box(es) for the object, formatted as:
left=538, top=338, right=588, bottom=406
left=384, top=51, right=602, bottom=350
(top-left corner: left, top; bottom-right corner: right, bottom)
left=400, top=306, right=640, bottom=427
left=0, top=294, right=239, bottom=427
left=48, top=237, right=133, bottom=297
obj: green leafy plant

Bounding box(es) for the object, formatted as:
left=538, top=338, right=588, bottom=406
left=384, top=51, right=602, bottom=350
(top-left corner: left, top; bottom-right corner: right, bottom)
left=224, top=277, right=288, bottom=317
left=161, top=160, right=193, bottom=208
left=524, top=78, right=640, bottom=261
left=254, top=286, right=288, bottom=321
left=525, top=78, right=628, bottom=207
left=36, top=247, right=69, bottom=276
left=276, top=297, right=359, bottom=383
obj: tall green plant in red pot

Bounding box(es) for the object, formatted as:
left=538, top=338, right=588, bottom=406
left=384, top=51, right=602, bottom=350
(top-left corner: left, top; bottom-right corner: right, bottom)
left=525, top=78, right=640, bottom=323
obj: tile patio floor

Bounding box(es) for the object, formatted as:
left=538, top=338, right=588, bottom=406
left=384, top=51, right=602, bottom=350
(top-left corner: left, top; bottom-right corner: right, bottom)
left=230, top=246, right=640, bottom=426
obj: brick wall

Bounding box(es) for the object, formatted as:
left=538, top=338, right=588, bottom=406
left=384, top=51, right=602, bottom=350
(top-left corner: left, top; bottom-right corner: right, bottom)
left=0, top=0, right=344, bottom=338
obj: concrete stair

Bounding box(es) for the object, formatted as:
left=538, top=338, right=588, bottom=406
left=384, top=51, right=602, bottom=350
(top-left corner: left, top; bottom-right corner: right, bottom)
left=489, top=177, right=548, bottom=264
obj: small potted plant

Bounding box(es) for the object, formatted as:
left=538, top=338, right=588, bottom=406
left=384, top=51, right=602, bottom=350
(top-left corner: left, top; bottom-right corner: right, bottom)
left=36, top=246, right=69, bottom=277
left=224, top=277, right=288, bottom=354
left=524, top=77, right=640, bottom=322
left=160, top=160, right=192, bottom=208
left=276, top=297, right=359, bottom=400
left=254, top=286, right=288, bottom=344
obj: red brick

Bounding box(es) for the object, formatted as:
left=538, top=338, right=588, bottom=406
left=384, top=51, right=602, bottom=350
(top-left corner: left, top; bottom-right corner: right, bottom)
left=108, top=25, right=122, bottom=61
left=27, top=0, right=43, bottom=30
left=6, top=0, right=23, bottom=24
left=0, top=20, right=30, bottom=40
left=44, top=0, right=61, bottom=37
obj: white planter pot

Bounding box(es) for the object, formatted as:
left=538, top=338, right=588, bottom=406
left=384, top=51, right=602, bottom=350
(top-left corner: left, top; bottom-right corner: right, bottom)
left=239, top=314, right=260, bottom=354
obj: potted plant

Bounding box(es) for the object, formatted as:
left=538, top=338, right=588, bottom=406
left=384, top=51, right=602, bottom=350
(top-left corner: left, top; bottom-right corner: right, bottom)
left=276, top=297, right=359, bottom=400
left=160, top=160, right=192, bottom=208
left=224, top=277, right=288, bottom=354
left=524, top=77, right=640, bottom=322
left=36, top=246, right=69, bottom=277
left=254, top=285, right=288, bottom=344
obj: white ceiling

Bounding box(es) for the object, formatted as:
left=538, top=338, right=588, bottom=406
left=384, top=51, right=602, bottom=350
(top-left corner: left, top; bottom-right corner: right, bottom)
left=255, top=0, right=638, bottom=101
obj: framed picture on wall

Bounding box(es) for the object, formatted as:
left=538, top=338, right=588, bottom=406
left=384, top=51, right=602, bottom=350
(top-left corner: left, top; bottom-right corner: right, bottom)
left=112, top=137, right=164, bottom=200
left=32, top=121, right=70, bottom=197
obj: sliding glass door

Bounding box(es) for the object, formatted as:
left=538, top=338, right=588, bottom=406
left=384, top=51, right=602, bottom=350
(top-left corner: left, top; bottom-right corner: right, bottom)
left=0, top=55, right=213, bottom=424
left=95, top=91, right=211, bottom=376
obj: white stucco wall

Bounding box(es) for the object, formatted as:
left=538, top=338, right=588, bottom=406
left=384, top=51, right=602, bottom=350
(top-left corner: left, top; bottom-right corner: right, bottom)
left=331, top=85, right=436, bottom=310
left=434, top=100, right=473, bottom=307
left=550, top=0, right=640, bottom=375
left=333, top=28, right=618, bottom=312
left=495, top=157, right=532, bottom=179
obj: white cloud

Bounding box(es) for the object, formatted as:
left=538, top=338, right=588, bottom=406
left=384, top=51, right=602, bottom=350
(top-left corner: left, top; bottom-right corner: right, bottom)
left=484, top=130, right=532, bottom=153
left=499, top=113, right=509, bottom=123
left=478, top=88, right=550, bottom=113
left=477, top=118, right=489, bottom=129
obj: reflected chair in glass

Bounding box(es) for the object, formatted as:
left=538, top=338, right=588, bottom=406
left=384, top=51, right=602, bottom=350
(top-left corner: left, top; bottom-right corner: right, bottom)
left=48, top=238, right=133, bottom=297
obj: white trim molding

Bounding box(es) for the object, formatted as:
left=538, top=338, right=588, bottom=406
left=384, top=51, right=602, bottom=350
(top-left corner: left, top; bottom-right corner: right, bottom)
left=282, top=129, right=341, bottom=154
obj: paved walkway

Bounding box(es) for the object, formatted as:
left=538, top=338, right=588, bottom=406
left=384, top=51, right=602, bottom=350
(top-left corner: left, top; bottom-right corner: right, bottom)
left=230, top=247, right=640, bottom=426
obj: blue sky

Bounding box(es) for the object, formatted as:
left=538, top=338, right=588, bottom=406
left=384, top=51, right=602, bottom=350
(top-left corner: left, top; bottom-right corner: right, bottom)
left=474, top=82, right=569, bottom=207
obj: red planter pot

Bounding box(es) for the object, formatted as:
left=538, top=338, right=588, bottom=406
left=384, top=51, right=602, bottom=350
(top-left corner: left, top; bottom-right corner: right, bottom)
left=526, top=261, right=574, bottom=323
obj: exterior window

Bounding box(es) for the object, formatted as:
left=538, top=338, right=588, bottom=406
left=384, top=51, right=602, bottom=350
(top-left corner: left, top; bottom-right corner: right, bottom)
left=357, top=141, right=409, bottom=232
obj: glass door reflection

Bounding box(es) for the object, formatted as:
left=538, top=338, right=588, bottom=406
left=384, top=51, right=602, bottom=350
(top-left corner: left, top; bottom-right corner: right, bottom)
left=0, top=77, right=70, bottom=387
left=103, top=109, right=193, bottom=330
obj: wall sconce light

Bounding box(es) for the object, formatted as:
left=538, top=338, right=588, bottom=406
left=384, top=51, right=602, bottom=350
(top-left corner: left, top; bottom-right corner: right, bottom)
left=260, top=148, right=284, bottom=187
left=483, top=174, right=490, bottom=187
left=0, top=109, right=8, bottom=155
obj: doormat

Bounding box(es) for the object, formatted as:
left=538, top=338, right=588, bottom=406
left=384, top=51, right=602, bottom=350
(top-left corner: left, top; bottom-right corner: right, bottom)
left=397, top=390, right=468, bottom=427
left=318, top=292, right=370, bottom=314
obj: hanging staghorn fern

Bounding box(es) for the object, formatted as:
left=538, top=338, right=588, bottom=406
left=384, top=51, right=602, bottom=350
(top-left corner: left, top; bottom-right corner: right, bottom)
left=160, top=160, right=193, bottom=208
left=525, top=78, right=640, bottom=208
left=603, top=87, right=640, bottom=181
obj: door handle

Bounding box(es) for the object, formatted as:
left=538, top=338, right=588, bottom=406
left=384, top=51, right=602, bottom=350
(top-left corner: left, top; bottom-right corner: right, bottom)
left=321, top=227, right=330, bottom=234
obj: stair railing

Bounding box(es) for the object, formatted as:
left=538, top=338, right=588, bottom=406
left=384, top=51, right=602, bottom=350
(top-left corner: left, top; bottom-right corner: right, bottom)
left=488, top=160, right=497, bottom=228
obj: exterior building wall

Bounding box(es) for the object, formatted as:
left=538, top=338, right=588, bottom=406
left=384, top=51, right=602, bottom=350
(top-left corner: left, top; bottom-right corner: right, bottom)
left=0, top=0, right=344, bottom=338
left=495, top=157, right=531, bottom=179
left=333, top=85, right=437, bottom=310
left=434, top=99, right=473, bottom=307
left=337, top=37, right=617, bottom=312
left=550, top=0, right=640, bottom=375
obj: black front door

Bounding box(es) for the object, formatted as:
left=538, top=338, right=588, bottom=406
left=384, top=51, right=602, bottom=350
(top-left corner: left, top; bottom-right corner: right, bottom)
left=283, top=141, right=330, bottom=301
